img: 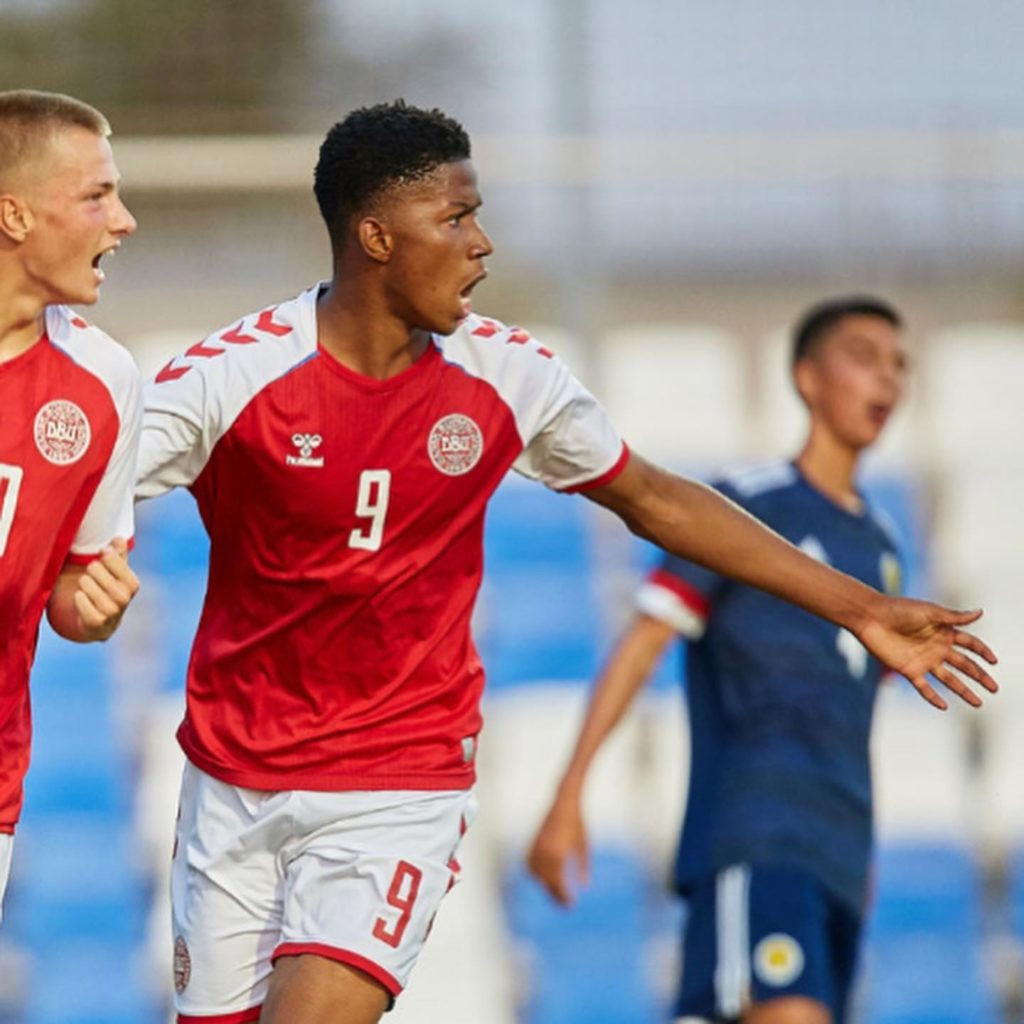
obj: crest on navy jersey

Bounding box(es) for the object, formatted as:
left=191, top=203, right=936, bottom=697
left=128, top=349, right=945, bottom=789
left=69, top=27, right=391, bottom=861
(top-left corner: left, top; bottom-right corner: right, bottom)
left=880, top=551, right=902, bottom=595
left=34, top=399, right=91, bottom=465
left=287, top=432, right=324, bottom=468
left=753, top=933, right=805, bottom=987
left=428, top=414, right=483, bottom=476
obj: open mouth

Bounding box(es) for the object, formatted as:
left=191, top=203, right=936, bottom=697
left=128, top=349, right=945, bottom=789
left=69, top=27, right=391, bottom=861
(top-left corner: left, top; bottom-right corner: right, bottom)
left=867, top=402, right=892, bottom=427
left=458, top=270, right=488, bottom=315
left=91, top=243, right=119, bottom=283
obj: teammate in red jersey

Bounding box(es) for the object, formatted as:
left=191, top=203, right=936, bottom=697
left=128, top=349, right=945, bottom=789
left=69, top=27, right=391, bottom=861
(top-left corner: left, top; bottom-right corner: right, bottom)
left=0, top=90, right=141, bottom=918
left=136, top=101, right=997, bottom=1024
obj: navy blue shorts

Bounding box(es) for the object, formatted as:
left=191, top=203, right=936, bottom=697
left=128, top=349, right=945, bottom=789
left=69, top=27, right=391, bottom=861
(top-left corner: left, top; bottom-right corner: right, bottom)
left=674, top=862, right=862, bottom=1023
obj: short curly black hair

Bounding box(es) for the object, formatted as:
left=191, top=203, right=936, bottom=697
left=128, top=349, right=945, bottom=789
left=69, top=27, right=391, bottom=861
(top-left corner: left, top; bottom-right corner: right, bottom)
left=314, top=100, right=471, bottom=249
left=792, top=295, right=903, bottom=365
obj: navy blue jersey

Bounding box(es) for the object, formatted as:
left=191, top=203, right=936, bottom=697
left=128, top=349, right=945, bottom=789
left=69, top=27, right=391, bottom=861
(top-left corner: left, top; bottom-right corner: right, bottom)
left=635, top=462, right=902, bottom=912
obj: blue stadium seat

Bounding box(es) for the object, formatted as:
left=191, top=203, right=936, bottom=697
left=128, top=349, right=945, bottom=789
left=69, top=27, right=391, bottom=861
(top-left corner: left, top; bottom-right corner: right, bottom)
left=868, top=843, right=981, bottom=937
left=861, top=844, right=997, bottom=1024
left=503, top=847, right=672, bottom=1024
left=5, top=818, right=147, bottom=949
left=7, top=623, right=157, bottom=1023
left=484, top=479, right=592, bottom=573
left=478, top=567, right=604, bottom=685
left=25, top=629, right=131, bottom=818
left=1009, top=848, right=1024, bottom=939
left=133, top=487, right=209, bottom=579
left=860, top=936, right=998, bottom=1024
left=480, top=480, right=603, bottom=686
left=21, top=941, right=158, bottom=1024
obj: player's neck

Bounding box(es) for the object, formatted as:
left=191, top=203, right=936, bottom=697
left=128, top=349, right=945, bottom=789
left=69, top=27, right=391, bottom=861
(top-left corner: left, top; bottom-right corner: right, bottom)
left=0, top=282, right=47, bottom=365
left=316, top=279, right=430, bottom=380
left=795, top=429, right=864, bottom=514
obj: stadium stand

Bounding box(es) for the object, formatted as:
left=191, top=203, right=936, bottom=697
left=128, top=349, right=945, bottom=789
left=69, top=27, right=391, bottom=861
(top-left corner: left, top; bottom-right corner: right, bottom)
left=600, top=325, right=749, bottom=467
left=5, top=630, right=160, bottom=1024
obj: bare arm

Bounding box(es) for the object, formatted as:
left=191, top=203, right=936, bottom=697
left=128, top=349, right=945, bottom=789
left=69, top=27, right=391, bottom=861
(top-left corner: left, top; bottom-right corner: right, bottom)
left=46, top=538, right=139, bottom=643
left=527, top=613, right=676, bottom=905
left=586, top=454, right=997, bottom=709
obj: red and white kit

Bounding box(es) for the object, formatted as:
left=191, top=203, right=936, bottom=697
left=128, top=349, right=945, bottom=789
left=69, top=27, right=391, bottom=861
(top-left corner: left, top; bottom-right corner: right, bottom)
left=171, top=762, right=477, bottom=1019
left=0, top=306, right=141, bottom=836
left=138, top=284, right=627, bottom=1015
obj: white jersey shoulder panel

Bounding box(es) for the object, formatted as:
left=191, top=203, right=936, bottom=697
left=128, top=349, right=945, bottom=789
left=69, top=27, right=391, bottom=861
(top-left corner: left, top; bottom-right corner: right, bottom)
left=722, top=460, right=797, bottom=500
left=46, top=306, right=143, bottom=556
left=136, top=286, right=318, bottom=498
left=46, top=305, right=138, bottom=406
left=439, top=315, right=623, bottom=491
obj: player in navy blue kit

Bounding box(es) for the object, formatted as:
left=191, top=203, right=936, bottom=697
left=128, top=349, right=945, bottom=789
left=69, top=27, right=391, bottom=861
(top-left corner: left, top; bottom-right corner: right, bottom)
left=529, top=298, right=920, bottom=1024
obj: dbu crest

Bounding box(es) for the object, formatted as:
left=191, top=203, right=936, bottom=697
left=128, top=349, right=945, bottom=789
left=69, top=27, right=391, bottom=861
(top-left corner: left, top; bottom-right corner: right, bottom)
left=34, top=399, right=91, bottom=465
left=427, top=414, right=483, bottom=476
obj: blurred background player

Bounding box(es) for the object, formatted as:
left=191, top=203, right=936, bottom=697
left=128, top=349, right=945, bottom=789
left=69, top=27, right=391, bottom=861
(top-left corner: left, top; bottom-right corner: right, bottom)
left=136, top=102, right=994, bottom=1024
left=0, top=90, right=141, bottom=919
left=528, top=297, right=917, bottom=1024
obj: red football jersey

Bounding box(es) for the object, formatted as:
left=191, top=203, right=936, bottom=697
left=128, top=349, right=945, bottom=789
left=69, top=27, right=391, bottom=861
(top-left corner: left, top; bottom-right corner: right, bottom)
left=138, top=286, right=627, bottom=792
left=0, top=306, right=141, bottom=829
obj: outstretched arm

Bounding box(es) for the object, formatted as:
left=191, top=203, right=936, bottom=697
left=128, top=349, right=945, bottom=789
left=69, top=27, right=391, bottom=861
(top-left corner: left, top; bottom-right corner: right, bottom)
left=586, top=454, right=997, bottom=709
left=528, top=613, right=676, bottom=905
left=47, top=537, right=140, bottom=643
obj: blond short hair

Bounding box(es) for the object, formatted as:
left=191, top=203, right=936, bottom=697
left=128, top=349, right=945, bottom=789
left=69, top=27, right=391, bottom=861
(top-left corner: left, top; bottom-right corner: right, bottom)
left=0, top=90, right=111, bottom=186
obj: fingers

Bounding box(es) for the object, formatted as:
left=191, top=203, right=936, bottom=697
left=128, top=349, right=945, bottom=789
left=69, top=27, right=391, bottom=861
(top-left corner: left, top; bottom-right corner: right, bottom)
left=73, top=587, right=122, bottom=632
left=908, top=675, right=948, bottom=712
left=80, top=560, right=137, bottom=615
left=90, top=544, right=140, bottom=601
left=931, top=665, right=983, bottom=709
left=951, top=629, right=998, bottom=667
left=527, top=816, right=589, bottom=908
left=527, top=844, right=573, bottom=907
left=72, top=543, right=139, bottom=637
left=578, top=847, right=591, bottom=889
left=98, top=541, right=140, bottom=590
left=946, top=650, right=999, bottom=694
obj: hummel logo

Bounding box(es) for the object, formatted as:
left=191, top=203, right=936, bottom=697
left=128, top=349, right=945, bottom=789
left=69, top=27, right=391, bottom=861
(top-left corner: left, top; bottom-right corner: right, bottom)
left=286, top=432, right=324, bottom=468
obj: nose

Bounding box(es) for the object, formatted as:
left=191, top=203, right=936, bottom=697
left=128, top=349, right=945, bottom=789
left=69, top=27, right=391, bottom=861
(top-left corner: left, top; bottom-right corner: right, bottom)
left=878, top=361, right=905, bottom=403
left=113, top=195, right=138, bottom=237
left=473, top=222, right=494, bottom=259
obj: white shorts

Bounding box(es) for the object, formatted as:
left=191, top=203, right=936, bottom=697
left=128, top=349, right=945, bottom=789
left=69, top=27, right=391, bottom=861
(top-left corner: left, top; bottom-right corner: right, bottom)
left=0, top=833, right=12, bottom=923
left=171, top=761, right=477, bottom=1022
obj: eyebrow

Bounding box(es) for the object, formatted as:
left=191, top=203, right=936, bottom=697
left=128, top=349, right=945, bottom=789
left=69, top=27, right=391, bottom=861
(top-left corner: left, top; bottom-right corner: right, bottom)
left=82, top=179, right=118, bottom=195
left=444, top=198, right=483, bottom=214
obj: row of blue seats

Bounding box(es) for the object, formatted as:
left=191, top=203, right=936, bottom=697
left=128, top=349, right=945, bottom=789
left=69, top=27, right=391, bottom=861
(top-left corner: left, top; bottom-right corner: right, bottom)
left=8, top=629, right=160, bottom=1024
left=504, top=847, right=680, bottom=1024
left=503, top=843, right=1000, bottom=1024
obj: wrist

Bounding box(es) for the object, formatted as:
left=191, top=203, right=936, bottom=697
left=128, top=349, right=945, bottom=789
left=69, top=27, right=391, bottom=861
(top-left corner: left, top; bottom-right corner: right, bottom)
left=845, top=587, right=890, bottom=640
left=555, top=773, right=586, bottom=804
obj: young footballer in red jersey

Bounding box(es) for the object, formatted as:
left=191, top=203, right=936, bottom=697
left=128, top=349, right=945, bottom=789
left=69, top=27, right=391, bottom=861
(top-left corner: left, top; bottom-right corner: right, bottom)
left=136, top=102, right=997, bottom=1024
left=0, top=90, right=141, bottom=917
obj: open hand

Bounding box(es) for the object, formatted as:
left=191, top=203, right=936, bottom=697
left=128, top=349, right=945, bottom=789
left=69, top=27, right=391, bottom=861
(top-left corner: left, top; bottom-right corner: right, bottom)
left=857, top=597, right=997, bottom=710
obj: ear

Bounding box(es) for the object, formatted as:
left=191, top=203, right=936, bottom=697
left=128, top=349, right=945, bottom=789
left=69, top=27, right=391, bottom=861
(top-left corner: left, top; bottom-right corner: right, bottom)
left=356, top=215, right=393, bottom=264
left=792, top=358, right=818, bottom=408
left=0, top=194, right=32, bottom=244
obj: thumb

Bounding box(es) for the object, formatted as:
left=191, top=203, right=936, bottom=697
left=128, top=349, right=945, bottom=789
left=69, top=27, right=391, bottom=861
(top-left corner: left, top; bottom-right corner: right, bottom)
left=107, top=536, right=129, bottom=558
left=935, top=607, right=982, bottom=626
